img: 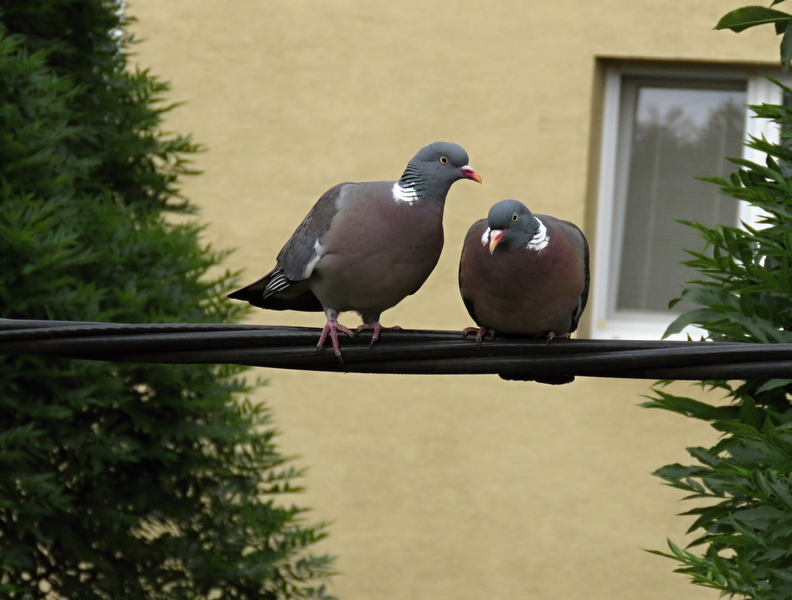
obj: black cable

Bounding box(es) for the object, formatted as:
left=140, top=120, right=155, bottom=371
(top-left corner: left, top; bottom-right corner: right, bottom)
left=1, top=318, right=789, bottom=383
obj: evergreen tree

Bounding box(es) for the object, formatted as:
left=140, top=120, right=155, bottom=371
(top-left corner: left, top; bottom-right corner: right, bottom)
left=0, top=1, right=333, bottom=598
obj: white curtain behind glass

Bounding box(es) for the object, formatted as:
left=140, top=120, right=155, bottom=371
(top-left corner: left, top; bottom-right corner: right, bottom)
left=614, top=78, right=746, bottom=313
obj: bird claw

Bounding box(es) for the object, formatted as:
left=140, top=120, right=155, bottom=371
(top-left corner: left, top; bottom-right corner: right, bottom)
left=462, top=326, right=495, bottom=349
left=354, top=323, right=402, bottom=348
left=546, top=331, right=571, bottom=345
left=317, top=319, right=355, bottom=362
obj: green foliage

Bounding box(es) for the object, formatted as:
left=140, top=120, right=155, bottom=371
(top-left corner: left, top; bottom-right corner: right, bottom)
left=0, top=1, right=333, bottom=598
left=644, top=391, right=792, bottom=599
left=716, top=6, right=791, bottom=34
left=716, top=2, right=792, bottom=71
left=643, top=7, right=792, bottom=599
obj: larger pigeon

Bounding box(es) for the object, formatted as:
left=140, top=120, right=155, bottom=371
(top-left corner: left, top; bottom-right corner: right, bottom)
left=230, top=141, right=481, bottom=358
left=458, top=199, right=589, bottom=343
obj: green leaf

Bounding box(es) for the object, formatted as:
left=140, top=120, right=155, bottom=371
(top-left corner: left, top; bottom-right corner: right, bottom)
left=782, top=19, right=792, bottom=71
left=733, top=505, right=785, bottom=523
left=715, top=6, right=792, bottom=32
left=707, top=534, right=757, bottom=546
left=667, top=538, right=690, bottom=560
left=757, top=379, right=792, bottom=392
left=740, top=397, right=762, bottom=429
left=771, top=569, right=792, bottom=583
left=653, top=463, right=708, bottom=482
left=643, top=391, right=724, bottom=420
left=662, top=308, right=721, bottom=338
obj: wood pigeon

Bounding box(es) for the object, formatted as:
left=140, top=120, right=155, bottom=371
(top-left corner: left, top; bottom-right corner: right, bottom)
left=458, top=199, right=589, bottom=345
left=230, top=141, right=481, bottom=359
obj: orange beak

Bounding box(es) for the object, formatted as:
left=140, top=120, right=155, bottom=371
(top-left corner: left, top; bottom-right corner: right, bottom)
left=489, top=229, right=504, bottom=254
left=459, top=165, right=482, bottom=184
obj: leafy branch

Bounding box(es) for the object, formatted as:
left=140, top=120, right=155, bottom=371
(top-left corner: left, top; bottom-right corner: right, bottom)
left=716, top=3, right=792, bottom=70
left=644, top=5, right=792, bottom=598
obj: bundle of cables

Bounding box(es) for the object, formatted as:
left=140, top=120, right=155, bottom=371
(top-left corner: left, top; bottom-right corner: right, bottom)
left=2, top=318, right=791, bottom=384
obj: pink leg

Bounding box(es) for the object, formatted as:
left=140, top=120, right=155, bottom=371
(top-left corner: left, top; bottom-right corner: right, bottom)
left=355, top=322, right=402, bottom=347
left=462, top=326, right=495, bottom=349
left=546, top=331, right=571, bottom=344
left=317, top=309, right=354, bottom=361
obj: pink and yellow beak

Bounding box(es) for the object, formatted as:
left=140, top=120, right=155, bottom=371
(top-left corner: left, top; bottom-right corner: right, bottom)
left=459, top=165, right=482, bottom=184
left=489, top=229, right=504, bottom=254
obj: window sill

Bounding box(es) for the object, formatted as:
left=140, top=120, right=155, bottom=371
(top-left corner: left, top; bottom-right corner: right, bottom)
left=590, top=311, right=703, bottom=341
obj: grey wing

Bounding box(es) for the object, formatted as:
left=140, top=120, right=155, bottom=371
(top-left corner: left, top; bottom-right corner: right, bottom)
left=228, top=182, right=349, bottom=309
left=276, top=182, right=350, bottom=282
left=558, top=219, right=590, bottom=333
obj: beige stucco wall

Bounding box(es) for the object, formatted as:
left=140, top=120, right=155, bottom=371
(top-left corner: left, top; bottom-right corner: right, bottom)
left=129, top=2, right=775, bottom=598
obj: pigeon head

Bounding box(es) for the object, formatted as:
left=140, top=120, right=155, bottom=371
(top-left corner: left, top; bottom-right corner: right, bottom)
left=398, top=142, right=481, bottom=200
left=486, top=199, right=541, bottom=254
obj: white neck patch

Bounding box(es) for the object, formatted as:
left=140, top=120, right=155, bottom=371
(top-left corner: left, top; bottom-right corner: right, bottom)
left=480, top=222, right=549, bottom=251
left=392, top=182, right=419, bottom=205
left=526, top=218, right=549, bottom=251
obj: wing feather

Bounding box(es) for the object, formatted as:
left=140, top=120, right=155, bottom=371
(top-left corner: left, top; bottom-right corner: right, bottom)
left=228, top=182, right=351, bottom=312
left=556, top=219, right=590, bottom=333
left=276, top=182, right=349, bottom=282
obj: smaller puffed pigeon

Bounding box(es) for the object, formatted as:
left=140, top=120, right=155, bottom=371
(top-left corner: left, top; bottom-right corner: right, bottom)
left=458, top=199, right=589, bottom=345
left=230, top=141, right=481, bottom=359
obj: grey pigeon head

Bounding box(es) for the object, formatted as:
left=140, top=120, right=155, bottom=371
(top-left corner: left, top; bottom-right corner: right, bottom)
left=398, top=141, right=481, bottom=200
left=487, top=199, right=540, bottom=252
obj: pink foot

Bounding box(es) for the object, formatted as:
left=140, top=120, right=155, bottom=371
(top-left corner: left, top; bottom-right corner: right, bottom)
left=462, top=326, right=495, bottom=349
left=317, top=318, right=355, bottom=361
left=546, top=331, right=571, bottom=344
left=355, top=323, right=402, bottom=347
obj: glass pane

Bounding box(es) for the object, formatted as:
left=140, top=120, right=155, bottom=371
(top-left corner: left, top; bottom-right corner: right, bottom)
left=615, top=78, right=746, bottom=313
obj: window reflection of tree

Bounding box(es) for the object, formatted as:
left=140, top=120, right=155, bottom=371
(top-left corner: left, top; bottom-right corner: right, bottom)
left=617, top=97, right=744, bottom=313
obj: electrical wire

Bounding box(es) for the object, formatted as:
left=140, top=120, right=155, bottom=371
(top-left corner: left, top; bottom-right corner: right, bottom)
left=2, top=318, right=790, bottom=383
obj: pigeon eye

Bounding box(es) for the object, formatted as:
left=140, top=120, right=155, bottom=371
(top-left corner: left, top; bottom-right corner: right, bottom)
left=439, top=156, right=449, bottom=164
left=512, top=213, right=519, bottom=221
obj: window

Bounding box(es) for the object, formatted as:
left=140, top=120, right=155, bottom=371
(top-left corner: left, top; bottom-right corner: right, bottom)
left=590, top=62, right=783, bottom=340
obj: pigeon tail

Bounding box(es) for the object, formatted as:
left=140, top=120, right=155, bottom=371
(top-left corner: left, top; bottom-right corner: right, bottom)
left=228, top=268, right=323, bottom=312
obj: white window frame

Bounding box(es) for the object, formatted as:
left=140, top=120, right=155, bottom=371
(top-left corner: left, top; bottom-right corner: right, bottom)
left=590, top=63, right=783, bottom=340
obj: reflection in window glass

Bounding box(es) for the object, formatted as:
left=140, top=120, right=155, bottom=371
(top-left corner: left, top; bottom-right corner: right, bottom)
left=614, top=79, right=746, bottom=314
